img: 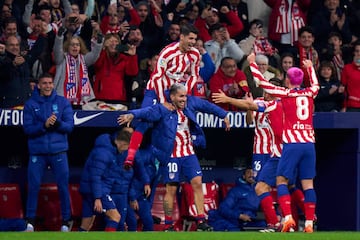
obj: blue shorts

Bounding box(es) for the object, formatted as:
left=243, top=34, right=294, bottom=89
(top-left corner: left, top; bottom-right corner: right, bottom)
left=257, top=157, right=279, bottom=187
left=252, top=153, right=271, bottom=181
left=276, top=143, right=316, bottom=182
left=160, top=155, right=202, bottom=183
left=81, top=193, right=117, bottom=218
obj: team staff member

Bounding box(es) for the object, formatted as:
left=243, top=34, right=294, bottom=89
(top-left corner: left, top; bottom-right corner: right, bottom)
left=23, top=73, right=74, bottom=232
left=118, top=83, right=230, bottom=231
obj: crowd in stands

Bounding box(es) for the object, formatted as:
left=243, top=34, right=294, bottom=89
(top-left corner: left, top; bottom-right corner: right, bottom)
left=1, top=0, right=360, bottom=233
left=0, top=0, right=360, bottom=112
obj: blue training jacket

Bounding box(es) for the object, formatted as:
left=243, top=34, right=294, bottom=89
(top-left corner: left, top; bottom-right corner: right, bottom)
left=111, top=150, right=134, bottom=194
left=130, top=95, right=228, bottom=163
left=79, top=134, right=119, bottom=199
left=23, top=88, right=74, bottom=155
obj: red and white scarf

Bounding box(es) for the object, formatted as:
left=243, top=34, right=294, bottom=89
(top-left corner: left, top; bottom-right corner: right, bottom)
left=332, top=54, right=344, bottom=80
left=275, top=0, right=305, bottom=45
left=299, top=45, right=319, bottom=87
left=64, top=54, right=91, bottom=104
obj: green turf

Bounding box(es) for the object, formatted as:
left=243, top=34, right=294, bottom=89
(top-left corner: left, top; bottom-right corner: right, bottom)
left=1, top=232, right=360, bottom=240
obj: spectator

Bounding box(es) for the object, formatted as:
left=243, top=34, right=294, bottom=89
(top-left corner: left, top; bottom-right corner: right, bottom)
left=0, top=17, right=27, bottom=52
left=310, top=0, right=352, bottom=54
left=23, top=73, right=74, bottom=232
left=315, top=61, right=345, bottom=112
left=204, top=22, right=244, bottom=71
left=320, top=31, right=353, bottom=81
left=118, top=83, right=230, bottom=231
left=195, top=5, right=243, bottom=42
left=244, top=54, right=279, bottom=99
left=0, top=35, right=44, bottom=108
left=49, top=0, right=72, bottom=24
left=264, top=0, right=310, bottom=57
left=341, top=40, right=360, bottom=112
left=93, top=33, right=138, bottom=104
left=162, top=20, right=181, bottom=47
left=209, top=57, right=249, bottom=111
left=227, top=0, right=249, bottom=42
left=278, top=52, right=295, bottom=85
left=249, top=53, right=319, bottom=233
left=53, top=27, right=103, bottom=107
left=208, top=167, right=266, bottom=231
left=297, top=26, right=320, bottom=87
left=239, top=19, right=279, bottom=68
left=79, top=130, right=131, bottom=231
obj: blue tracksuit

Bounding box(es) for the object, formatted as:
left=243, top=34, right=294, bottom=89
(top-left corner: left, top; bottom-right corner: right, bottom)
left=208, top=177, right=266, bottom=231
left=23, top=87, right=74, bottom=221
left=130, top=95, right=228, bottom=164
left=126, top=147, right=159, bottom=231
left=110, top=150, right=134, bottom=231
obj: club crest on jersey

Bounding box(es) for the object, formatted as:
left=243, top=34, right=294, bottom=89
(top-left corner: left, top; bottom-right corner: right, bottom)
left=31, top=156, right=37, bottom=163
left=159, top=58, right=166, bottom=67
left=169, top=173, right=175, bottom=180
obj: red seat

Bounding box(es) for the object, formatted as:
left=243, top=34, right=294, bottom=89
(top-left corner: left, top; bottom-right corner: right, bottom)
left=151, top=184, right=181, bottom=231
left=179, top=182, right=219, bottom=231
left=0, top=183, right=24, bottom=218
left=69, top=184, right=82, bottom=231
left=36, top=183, right=62, bottom=231
left=219, top=183, right=235, bottom=200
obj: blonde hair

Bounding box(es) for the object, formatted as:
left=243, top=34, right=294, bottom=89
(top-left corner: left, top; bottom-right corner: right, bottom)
left=63, top=36, right=88, bottom=55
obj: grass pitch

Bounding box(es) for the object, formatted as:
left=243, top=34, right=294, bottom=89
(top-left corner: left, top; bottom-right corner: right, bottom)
left=1, top=232, right=360, bottom=240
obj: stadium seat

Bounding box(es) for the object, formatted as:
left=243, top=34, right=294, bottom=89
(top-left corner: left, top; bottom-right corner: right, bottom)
left=69, top=184, right=82, bottom=231
left=0, top=183, right=24, bottom=218
left=219, top=183, right=235, bottom=200
left=151, top=184, right=181, bottom=231
left=179, top=182, right=219, bottom=231
left=36, top=183, right=62, bottom=231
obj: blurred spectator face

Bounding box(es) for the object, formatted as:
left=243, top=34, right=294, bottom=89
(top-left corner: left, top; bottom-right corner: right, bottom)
left=50, top=0, right=60, bottom=9
left=228, top=0, right=241, bottom=7
left=4, top=22, right=17, bottom=38
left=1, top=5, right=12, bottom=19
left=354, top=45, right=360, bottom=65
left=168, top=23, right=181, bottom=41
left=40, top=9, right=52, bottom=24
left=32, top=18, right=43, bottom=35
left=324, top=0, right=339, bottom=11
left=249, top=23, right=263, bottom=37
left=220, top=58, right=237, bottom=77
left=109, top=12, right=119, bottom=26
left=5, top=36, right=20, bottom=56
left=137, top=4, right=149, bottom=22
left=256, top=60, right=269, bottom=74
left=206, top=10, right=219, bottom=26
left=65, top=14, right=80, bottom=33
left=194, top=39, right=204, bottom=49
left=71, top=4, right=80, bottom=14
left=105, top=35, right=120, bottom=55
left=281, top=56, right=294, bottom=72
left=118, top=6, right=126, bottom=22
left=186, top=5, right=199, bottom=21
left=127, top=28, right=143, bottom=47
left=320, top=66, right=333, bottom=80
left=328, top=35, right=342, bottom=51
left=299, top=31, right=314, bottom=48
left=68, top=37, right=81, bottom=57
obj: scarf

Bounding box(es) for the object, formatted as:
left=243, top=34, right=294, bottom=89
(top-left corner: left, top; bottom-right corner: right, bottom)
left=64, top=53, right=91, bottom=104
left=332, top=54, right=344, bottom=80
left=253, top=37, right=277, bottom=56
left=276, top=0, right=305, bottom=45
left=299, top=45, right=319, bottom=87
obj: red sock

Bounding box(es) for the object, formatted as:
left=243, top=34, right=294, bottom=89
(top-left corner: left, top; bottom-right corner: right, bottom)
left=260, top=195, right=278, bottom=225
left=278, top=195, right=292, bottom=217
left=304, top=202, right=316, bottom=221
left=196, top=213, right=205, bottom=223
left=164, top=215, right=173, bottom=225
left=105, top=227, right=116, bottom=232
left=126, top=131, right=143, bottom=160
left=291, top=188, right=305, bottom=214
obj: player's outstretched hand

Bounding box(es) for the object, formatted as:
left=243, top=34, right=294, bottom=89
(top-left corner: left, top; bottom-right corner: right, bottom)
left=212, top=89, right=230, bottom=104
left=117, top=113, right=134, bottom=127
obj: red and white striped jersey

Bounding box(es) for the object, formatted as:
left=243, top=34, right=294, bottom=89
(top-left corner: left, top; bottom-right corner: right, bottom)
left=267, top=100, right=284, bottom=158
left=171, top=110, right=195, bottom=158
left=250, top=63, right=319, bottom=143
left=149, top=42, right=201, bottom=103
left=252, top=98, right=272, bottom=154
